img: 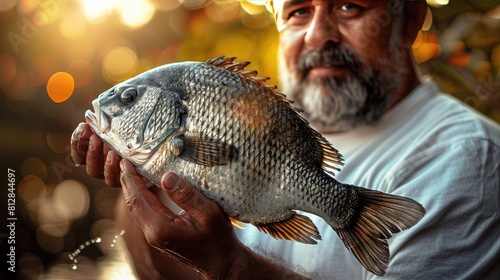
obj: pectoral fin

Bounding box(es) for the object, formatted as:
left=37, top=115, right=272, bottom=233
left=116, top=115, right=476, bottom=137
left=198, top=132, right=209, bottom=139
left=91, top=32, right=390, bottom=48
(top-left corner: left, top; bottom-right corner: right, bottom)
left=171, top=134, right=238, bottom=166
left=254, top=212, right=321, bottom=244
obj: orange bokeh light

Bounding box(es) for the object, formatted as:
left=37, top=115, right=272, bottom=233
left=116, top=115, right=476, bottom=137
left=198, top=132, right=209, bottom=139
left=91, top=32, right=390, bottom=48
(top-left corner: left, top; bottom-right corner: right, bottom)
left=46, top=72, right=75, bottom=103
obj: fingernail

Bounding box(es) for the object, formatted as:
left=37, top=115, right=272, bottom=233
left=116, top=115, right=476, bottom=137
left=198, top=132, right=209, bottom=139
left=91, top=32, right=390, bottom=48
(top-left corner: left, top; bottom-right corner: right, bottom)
left=119, top=160, right=125, bottom=171
left=78, top=125, right=85, bottom=137
left=163, top=173, right=180, bottom=192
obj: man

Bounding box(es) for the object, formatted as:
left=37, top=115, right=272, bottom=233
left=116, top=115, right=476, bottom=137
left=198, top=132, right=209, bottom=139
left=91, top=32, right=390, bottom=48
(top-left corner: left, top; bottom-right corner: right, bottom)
left=71, top=0, right=500, bottom=279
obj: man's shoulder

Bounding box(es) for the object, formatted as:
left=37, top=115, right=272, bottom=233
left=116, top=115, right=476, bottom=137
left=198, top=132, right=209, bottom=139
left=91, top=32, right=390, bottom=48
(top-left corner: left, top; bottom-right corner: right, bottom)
left=395, top=83, right=500, bottom=150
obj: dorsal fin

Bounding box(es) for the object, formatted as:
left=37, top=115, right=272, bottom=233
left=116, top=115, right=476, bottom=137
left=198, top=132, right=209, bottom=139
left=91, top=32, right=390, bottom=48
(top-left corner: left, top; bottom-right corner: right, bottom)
left=205, top=55, right=344, bottom=175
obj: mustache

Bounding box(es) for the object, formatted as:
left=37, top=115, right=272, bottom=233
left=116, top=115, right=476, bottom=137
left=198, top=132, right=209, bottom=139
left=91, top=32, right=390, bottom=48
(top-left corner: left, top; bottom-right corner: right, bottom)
left=296, top=42, right=363, bottom=79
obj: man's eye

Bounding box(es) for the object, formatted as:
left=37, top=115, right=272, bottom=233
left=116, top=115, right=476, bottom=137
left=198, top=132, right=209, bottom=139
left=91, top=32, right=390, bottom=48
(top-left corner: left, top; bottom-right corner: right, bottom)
left=289, top=8, right=309, bottom=19
left=336, top=2, right=364, bottom=19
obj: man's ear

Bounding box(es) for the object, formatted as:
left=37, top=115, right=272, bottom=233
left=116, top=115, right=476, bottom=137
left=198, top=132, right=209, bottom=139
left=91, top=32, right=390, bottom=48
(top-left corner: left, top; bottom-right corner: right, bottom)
left=402, top=3, right=428, bottom=47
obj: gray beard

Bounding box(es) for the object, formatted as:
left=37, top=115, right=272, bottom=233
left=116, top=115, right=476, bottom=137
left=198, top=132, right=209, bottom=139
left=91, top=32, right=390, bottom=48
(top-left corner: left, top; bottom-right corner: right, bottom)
left=279, top=52, right=405, bottom=133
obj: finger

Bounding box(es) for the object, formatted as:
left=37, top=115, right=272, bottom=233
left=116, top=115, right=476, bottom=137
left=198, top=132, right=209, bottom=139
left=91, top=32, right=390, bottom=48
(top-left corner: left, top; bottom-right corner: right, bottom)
left=161, top=173, right=225, bottom=226
left=86, top=134, right=106, bottom=178
left=70, top=122, right=93, bottom=166
left=120, top=160, right=177, bottom=240
left=104, top=150, right=122, bottom=188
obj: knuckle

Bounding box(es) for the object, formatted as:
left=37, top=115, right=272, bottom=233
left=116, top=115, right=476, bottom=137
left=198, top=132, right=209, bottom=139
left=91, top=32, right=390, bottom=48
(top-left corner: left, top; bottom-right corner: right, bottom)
left=174, top=185, right=197, bottom=205
left=124, top=192, right=141, bottom=211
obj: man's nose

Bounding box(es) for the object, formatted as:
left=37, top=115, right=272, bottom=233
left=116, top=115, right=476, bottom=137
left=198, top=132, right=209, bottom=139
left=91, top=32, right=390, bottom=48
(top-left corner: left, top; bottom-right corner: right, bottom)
left=304, top=10, right=341, bottom=49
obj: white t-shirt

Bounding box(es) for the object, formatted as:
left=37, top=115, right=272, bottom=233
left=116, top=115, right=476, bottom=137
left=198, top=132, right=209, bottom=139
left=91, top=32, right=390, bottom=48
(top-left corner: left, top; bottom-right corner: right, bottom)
left=236, top=81, right=500, bottom=279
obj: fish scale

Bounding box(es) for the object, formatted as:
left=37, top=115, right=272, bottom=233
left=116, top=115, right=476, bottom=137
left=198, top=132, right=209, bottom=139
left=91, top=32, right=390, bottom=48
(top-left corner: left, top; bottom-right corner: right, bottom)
left=84, top=56, right=425, bottom=276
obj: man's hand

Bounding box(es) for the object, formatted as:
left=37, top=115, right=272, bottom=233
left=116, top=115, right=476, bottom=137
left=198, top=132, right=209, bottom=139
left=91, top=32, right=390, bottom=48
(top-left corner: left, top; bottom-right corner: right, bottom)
left=120, top=159, right=239, bottom=278
left=70, top=122, right=121, bottom=188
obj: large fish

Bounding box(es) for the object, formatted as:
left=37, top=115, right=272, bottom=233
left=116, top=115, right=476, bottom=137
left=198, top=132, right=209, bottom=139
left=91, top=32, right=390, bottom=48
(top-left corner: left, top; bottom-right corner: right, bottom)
left=84, top=56, right=425, bottom=276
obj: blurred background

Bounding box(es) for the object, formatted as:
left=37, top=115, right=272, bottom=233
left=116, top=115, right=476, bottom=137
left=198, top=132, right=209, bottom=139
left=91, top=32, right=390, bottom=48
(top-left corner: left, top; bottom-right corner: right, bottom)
left=1, top=0, right=499, bottom=279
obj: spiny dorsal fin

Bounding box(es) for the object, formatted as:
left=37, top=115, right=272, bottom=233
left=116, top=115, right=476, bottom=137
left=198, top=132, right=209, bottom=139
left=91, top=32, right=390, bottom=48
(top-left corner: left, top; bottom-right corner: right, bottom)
left=254, top=212, right=321, bottom=244
left=205, top=56, right=344, bottom=174
left=205, top=56, right=272, bottom=86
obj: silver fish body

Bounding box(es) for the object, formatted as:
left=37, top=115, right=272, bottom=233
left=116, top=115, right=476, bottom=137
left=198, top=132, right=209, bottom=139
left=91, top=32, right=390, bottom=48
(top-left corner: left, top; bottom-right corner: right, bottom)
left=85, top=56, right=425, bottom=276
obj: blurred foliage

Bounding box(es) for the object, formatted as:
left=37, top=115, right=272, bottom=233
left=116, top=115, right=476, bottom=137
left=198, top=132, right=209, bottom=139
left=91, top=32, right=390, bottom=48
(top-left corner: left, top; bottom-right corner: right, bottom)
left=0, top=0, right=499, bottom=279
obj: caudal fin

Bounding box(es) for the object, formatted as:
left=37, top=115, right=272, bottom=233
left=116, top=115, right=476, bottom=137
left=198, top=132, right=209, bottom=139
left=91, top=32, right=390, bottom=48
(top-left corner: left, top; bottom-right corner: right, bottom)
left=334, top=187, right=425, bottom=276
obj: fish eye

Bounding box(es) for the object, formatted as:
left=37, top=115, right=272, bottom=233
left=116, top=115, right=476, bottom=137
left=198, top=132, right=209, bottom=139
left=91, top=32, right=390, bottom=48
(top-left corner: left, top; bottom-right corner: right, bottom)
left=120, top=88, right=138, bottom=105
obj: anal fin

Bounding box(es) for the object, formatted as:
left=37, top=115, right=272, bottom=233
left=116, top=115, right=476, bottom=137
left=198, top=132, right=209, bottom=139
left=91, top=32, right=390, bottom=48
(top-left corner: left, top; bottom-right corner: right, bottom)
left=254, top=212, right=321, bottom=244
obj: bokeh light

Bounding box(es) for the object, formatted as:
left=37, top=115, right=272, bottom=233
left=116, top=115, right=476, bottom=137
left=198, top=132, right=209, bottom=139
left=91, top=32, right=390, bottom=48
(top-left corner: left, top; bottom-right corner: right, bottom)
left=0, top=0, right=16, bottom=12
left=102, top=46, right=138, bottom=83
left=79, top=0, right=117, bottom=25
left=60, top=10, right=88, bottom=41
left=21, top=157, right=48, bottom=180
left=427, top=0, right=450, bottom=8
left=46, top=72, right=75, bottom=103
left=53, top=180, right=90, bottom=221
left=19, top=253, right=44, bottom=280
left=36, top=227, right=65, bottom=253
left=46, top=132, right=70, bottom=153
left=0, top=54, right=17, bottom=86
left=37, top=198, right=71, bottom=237
left=67, top=59, right=93, bottom=88
left=19, top=175, right=47, bottom=208
left=116, top=0, right=156, bottom=29
left=18, top=0, right=41, bottom=15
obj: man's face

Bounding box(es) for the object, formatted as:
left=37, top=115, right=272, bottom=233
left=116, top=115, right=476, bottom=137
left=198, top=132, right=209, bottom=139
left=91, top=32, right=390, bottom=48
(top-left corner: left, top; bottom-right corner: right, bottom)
left=271, top=0, right=409, bottom=133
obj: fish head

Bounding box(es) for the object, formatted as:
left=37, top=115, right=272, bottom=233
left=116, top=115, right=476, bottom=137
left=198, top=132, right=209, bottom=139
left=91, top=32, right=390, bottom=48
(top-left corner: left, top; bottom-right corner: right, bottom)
left=85, top=63, right=189, bottom=165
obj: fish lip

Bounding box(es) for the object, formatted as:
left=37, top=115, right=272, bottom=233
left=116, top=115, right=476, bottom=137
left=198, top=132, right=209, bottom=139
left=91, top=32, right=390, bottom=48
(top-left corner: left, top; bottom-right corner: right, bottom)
left=85, top=99, right=111, bottom=134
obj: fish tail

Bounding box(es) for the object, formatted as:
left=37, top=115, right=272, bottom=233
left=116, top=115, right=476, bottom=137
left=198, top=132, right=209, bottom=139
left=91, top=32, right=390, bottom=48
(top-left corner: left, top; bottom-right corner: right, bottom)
left=334, top=186, right=425, bottom=276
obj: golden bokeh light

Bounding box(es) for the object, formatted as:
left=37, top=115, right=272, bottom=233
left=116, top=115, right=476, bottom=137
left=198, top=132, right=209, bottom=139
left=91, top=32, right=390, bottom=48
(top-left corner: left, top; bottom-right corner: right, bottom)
left=19, top=175, right=47, bottom=208
left=79, top=0, right=117, bottom=25
left=0, top=0, right=16, bottom=12
left=0, top=54, right=17, bottom=86
left=36, top=227, right=65, bottom=253
left=152, top=0, right=180, bottom=12
left=422, top=8, right=433, bottom=31
left=427, top=0, right=450, bottom=8
left=102, top=46, right=138, bottom=83
left=60, top=10, right=88, bottom=41
left=90, top=219, right=119, bottom=256
left=53, top=180, right=90, bottom=220
left=19, top=253, right=44, bottom=280
left=116, top=0, right=156, bottom=29
left=240, top=1, right=266, bottom=15
left=205, top=1, right=240, bottom=24
left=487, top=6, right=500, bottom=19
left=21, top=157, right=48, bottom=180
left=180, top=0, right=207, bottom=10
left=214, top=32, right=254, bottom=61
left=491, top=44, right=500, bottom=69
left=38, top=198, right=71, bottom=237
left=94, top=187, right=120, bottom=218
left=18, top=0, right=41, bottom=15
left=46, top=72, right=75, bottom=103
left=46, top=132, right=70, bottom=153
left=412, top=32, right=441, bottom=63
left=67, top=59, right=93, bottom=88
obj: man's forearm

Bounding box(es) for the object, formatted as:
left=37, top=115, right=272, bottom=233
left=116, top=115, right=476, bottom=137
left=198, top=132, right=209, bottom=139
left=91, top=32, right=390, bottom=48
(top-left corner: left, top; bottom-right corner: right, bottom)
left=223, top=242, right=310, bottom=280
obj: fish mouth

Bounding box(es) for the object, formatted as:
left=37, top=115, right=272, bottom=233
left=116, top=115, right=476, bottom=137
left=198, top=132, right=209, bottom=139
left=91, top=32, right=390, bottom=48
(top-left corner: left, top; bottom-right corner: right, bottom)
left=85, top=99, right=111, bottom=135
